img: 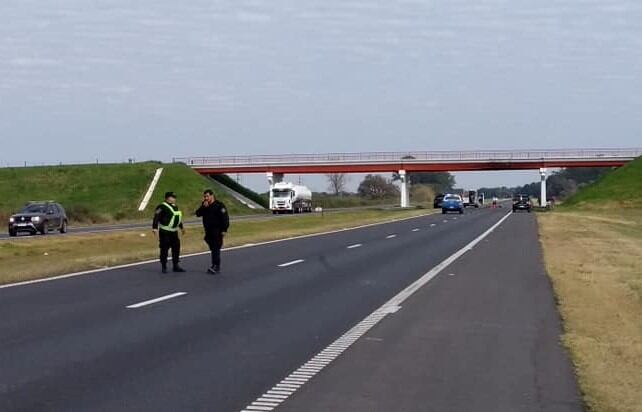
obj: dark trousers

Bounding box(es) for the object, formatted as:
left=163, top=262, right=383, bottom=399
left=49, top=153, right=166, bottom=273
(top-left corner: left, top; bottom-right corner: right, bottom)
left=205, top=231, right=223, bottom=267
left=159, top=230, right=180, bottom=268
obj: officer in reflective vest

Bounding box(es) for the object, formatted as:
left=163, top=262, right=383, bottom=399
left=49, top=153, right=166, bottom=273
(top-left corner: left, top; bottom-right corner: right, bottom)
left=152, top=192, right=186, bottom=273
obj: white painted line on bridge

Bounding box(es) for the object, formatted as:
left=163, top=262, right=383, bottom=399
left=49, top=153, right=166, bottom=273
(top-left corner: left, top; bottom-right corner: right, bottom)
left=239, top=210, right=513, bottom=412
left=126, top=292, right=187, bottom=309
left=278, top=259, right=305, bottom=267
left=430, top=223, right=437, bottom=227
left=412, top=228, right=420, bottom=232
left=386, top=234, right=397, bottom=239
left=347, top=243, right=362, bottom=249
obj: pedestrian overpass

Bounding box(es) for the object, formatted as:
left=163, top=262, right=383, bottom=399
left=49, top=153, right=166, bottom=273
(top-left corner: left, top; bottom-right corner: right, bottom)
left=175, top=148, right=642, bottom=208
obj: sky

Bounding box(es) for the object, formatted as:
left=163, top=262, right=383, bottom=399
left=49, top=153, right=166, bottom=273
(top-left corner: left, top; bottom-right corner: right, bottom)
left=1, top=0, right=641, bottom=192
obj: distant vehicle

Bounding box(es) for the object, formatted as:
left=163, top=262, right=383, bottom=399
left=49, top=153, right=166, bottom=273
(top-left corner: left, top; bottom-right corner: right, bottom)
left=8, top=201, right=68, bottom=236
left=512, top=194, right=532, bottom=213
left=464, top=190, right=479, bottom=208
left=271, top=182, right=312, bottom=214
left=433, top=193, right=445, bottom=208
left=478, top=193, right=485, bottom=205
left=441, top=194, right=464, bottom=214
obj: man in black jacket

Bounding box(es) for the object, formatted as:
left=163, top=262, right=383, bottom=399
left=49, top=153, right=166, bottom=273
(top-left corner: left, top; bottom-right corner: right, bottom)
left=196, top=189, right=230, bottom=274
left=152, top=192, right=186, bottom=273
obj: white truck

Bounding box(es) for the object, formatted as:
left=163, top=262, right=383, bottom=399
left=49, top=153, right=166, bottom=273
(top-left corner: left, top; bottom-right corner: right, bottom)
left=462, top=190, right=480, bottom=208
left=271, top=182, right=313, bottom=214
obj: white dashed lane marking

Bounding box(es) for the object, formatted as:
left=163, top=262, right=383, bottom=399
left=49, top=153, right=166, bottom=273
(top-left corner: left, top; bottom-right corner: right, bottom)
left=126, top=292, right=187, bottom=309
left=385, top=234, right=397, bottom=239
left=347, top=244, right=362, bottom=249
left=412, top=228, right=420, bottom=232
left=278, top=259, right=305, bottom=268
left=430, top=223, right=437, bottom=227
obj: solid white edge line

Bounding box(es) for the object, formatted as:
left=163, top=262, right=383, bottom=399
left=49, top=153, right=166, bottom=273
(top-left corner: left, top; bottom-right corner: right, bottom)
left=238, top=210, right=512, bottom=412
left=126, top=292, right=187, bottom=309
left=137, top=168, right=163, bottom=211
left=278, top=259, right=304, bottom=267
left=1, top=211, right=437, bottom=290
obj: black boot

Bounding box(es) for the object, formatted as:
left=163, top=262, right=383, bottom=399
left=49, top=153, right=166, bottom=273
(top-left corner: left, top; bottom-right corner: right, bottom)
left=161, top=265, right=168, bottom=274
left=173, top=265, right=186, bottom=273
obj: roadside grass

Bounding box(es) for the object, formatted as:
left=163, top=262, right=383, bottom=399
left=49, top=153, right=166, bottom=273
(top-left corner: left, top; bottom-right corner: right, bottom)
left=0, top=208, right=432, bottom=285
left=538, top=210, right=642, bottom=412
left=561, top=156, right=642, bottom=209
left=0, top=162, right=262, bottom=225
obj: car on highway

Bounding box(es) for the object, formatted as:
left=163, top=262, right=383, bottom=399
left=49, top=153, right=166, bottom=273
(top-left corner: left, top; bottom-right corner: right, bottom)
left=441, top=194, right=464, bottom=214
left=512, top=194, right=532, bottom=212
left=433, top=193, right=445, bottom=208
left=8, top=201, right=69, bottom=236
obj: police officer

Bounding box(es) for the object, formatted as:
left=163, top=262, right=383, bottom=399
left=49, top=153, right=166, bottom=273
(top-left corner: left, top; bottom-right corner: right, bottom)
left=195, top=189, right=229, bottom=274
left=152, top=192, right=186, bottom=273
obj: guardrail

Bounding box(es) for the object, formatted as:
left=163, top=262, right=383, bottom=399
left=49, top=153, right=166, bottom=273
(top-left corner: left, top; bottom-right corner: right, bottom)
left=175, top=148, right=642, bottom=167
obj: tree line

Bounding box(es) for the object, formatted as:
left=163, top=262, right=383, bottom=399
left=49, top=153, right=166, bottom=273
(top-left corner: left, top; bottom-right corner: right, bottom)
left=478, top=167, right=613, bottom=200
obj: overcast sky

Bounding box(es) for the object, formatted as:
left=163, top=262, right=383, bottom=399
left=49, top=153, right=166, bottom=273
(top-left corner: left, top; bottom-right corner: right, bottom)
left=1, top=1, right=641, bottom=191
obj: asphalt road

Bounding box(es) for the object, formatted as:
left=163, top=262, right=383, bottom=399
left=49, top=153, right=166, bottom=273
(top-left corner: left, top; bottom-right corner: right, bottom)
left=0, top=207, right=580, bottom=411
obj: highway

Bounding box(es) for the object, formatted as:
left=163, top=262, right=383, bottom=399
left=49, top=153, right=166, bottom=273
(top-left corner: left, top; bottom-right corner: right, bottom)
left=0, top=206, right=392, bottom=240
left=0, top=207, right=581, bottom=411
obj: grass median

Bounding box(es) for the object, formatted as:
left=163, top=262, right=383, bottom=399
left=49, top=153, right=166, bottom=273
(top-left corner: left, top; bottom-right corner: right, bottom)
left=538, top=209, right=642, bottom=412
left=0, top=208, right=433, bottom=285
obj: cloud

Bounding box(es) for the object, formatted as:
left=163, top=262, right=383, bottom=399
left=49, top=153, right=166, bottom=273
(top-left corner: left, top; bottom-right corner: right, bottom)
left=9, top=58, right=61, bottom=67
left=236, top=11, right=271, bottom=23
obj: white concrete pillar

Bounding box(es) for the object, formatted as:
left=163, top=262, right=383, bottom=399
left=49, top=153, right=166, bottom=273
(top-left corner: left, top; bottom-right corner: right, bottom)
left=540, top=168, right=547, bottom=208
left=399, top=170, right=409, bottom=208
left=267, top=172, right=284, bottom=209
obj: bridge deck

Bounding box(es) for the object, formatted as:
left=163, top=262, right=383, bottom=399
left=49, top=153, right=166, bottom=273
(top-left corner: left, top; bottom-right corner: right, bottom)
left=176, top=148, right=642, bottom=174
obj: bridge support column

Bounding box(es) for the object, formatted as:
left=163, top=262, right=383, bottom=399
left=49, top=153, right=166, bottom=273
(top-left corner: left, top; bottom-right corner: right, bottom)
left=399, top=170, right=409, bottom=208
left=267, top=172, right=284, bottom=209
left=539, top=168, right=547, bottom=208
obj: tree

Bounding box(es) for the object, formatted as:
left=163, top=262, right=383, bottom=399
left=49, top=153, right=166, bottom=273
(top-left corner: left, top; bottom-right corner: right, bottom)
left=358, top=174, right=399, bottom=199
left=325, top=173, right=349, bottom=196
left=392, top=171, right=455, bottom=193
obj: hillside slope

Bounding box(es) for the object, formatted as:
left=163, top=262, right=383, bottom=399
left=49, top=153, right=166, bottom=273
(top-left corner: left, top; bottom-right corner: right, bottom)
left=0, top=162, right=263, bottom=223
left=562, top=156, right=642, bottom=208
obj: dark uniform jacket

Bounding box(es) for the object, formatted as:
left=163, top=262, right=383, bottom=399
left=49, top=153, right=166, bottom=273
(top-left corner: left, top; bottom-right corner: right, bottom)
left=195, top=200, right=229, bottom=235
left=152, top=202, right=184, bottom=231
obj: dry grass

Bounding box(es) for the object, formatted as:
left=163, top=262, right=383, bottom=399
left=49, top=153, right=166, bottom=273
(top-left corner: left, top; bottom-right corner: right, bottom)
left=0, top=208, right=432, bottom=285
left=538, top=210, right=642, bottom=412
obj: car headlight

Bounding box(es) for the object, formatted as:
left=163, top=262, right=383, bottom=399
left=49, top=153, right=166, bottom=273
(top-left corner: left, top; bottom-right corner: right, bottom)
left=32, top=216, right=41, bottom=222
left=9, top=217, right=14, bottom=223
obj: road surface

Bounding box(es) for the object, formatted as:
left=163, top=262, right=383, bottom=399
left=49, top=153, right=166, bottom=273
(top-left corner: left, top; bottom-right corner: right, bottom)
left=0, top=207, right=581, bottom=411
left=0, top=205, right=392, bottom=240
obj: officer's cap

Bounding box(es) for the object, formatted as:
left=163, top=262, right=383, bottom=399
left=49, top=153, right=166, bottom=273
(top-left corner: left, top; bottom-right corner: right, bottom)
left=165, top=191, right=177, bottom=199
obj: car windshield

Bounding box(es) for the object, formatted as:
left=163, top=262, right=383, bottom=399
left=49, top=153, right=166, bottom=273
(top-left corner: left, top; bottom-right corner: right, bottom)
left=20, top=204, right=47, bottom=213
left=444, top=195, right=460, bottom=201
left=273, top=189, right=291, bottom=198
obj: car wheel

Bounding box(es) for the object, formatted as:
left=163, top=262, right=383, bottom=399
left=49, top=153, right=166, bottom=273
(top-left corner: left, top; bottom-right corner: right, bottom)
left=9, top=229, right=17, bottom=237
left=39, top=222, right=47, bottom=235
left=60, top=220, right=68, bottom=233
left=459, top=209, right=464, bottom=214
left=442, top=209, right=446, bottom=214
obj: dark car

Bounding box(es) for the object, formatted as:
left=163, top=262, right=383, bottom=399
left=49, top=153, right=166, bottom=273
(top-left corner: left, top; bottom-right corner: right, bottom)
left=8, top=201, right=68, bottom=236
left=433, top=193, right=445, bottom=208
left=442, top=194, right=464, bottom=214
left=512, top=194, right=532, bottom=213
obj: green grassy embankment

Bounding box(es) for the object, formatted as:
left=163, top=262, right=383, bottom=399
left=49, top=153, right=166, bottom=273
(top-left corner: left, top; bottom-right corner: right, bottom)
left=538, top=156, right=642, bottom=412
left=0, top=162, right=263, bottom=225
